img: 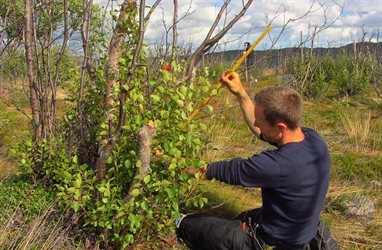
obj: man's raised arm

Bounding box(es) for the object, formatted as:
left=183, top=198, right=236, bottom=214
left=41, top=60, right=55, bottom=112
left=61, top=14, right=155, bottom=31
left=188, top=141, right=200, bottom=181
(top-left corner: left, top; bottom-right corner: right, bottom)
left=220, top=72, right=261, bottom=138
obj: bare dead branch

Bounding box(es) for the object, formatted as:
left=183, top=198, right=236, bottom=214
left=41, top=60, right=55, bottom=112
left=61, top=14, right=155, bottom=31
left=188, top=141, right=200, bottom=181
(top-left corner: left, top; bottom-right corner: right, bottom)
left=184, top=0, right=254, bottom=81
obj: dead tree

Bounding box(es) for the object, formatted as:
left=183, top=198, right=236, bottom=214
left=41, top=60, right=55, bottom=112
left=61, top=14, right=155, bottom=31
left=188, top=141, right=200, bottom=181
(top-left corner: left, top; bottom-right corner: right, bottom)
left=184, top=0, right=254, bottom=81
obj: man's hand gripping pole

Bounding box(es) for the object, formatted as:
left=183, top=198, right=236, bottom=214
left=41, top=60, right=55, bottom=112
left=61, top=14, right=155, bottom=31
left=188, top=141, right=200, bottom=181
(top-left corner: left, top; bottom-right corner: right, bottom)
left=188, top=26, right=272, bottom=121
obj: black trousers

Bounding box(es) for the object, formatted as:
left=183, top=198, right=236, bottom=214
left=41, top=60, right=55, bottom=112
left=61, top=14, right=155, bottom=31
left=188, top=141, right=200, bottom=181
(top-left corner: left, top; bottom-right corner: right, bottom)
left=177, top=213, right=260, bottom=250
left=177, top=208, right=309, bottom=250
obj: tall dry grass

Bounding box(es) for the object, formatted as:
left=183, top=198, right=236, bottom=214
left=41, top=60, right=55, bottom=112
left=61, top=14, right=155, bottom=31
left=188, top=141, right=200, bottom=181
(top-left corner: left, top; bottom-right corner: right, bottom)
left=0, top=199, right=76, bottom=250
left=340, top=110, right=372, bottom=151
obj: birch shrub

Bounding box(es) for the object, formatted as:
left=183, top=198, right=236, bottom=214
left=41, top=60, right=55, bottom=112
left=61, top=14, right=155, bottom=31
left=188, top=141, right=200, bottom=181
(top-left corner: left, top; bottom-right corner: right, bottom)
left=12, top=50, right=214, bottom=249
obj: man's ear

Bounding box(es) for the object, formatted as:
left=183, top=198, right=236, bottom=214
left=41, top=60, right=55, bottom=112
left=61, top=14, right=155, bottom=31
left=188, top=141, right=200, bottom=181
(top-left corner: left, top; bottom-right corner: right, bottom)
left=277, top=122, right=287, bottom=133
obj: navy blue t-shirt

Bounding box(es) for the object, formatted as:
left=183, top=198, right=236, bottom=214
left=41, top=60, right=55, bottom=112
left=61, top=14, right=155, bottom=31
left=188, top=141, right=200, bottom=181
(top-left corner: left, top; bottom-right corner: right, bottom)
left=206, top=127, right=331, bottom=245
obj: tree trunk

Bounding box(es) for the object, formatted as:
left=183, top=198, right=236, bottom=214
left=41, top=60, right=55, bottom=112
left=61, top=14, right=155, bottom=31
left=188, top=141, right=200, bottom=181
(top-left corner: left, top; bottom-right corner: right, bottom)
left=126, top=122, right=157, bottom=203
left=95, top=0, right=137, bottom=181
left=24, top=0, right=41, bottom=140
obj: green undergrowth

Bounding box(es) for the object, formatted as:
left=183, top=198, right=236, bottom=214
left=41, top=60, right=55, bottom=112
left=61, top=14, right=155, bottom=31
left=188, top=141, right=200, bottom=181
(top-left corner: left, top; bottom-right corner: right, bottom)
left=0, top=175, right=56, bottom=225
left=0, top=175, right=75, bottom=249
left=191, top=181, right=262, bottom=219
left=0, top=102, right=30, bottom=179
left=0, top=102, right=30, bottom=148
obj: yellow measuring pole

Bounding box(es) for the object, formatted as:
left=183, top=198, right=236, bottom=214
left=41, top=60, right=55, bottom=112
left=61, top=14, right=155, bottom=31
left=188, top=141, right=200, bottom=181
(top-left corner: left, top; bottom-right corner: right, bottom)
left=188, top=25, right=272, bottom=121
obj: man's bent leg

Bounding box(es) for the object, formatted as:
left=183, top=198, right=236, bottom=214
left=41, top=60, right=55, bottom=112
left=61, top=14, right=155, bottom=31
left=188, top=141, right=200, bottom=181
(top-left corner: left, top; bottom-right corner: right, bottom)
left=177, top=214, right=256, bottom=250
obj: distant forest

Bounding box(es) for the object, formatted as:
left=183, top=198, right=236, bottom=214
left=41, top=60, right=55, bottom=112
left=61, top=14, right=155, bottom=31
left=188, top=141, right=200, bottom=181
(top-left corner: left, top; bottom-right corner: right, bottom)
left=203, top=42, right=382, bottom=69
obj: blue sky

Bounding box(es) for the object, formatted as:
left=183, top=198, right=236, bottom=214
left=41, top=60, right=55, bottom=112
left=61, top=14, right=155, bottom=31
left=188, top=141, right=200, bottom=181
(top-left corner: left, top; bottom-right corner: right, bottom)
left=96, top=0, right=382, bottom=51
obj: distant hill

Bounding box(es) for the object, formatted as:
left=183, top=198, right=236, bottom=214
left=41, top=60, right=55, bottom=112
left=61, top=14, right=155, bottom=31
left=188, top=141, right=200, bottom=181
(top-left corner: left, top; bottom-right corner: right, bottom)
left=203, top=42, right=382, bottom=69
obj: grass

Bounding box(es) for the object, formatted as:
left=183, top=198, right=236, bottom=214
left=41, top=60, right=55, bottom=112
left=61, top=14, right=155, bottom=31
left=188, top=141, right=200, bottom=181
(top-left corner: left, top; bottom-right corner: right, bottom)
left=0, top=101, right=30, bottom=179
left=0, top=146, right=17, bottom=179
left=0, top=176, right=77, bottom=249
left=1, top=74, right=382, bottom=249
left=0, top=200, right=75, bottom=250
left=340, top=109, right=372, bottom=150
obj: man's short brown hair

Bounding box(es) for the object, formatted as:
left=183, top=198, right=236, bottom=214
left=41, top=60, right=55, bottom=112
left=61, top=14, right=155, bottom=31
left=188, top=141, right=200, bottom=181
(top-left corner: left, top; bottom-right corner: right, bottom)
left=254, top=86, right=303, bottom=130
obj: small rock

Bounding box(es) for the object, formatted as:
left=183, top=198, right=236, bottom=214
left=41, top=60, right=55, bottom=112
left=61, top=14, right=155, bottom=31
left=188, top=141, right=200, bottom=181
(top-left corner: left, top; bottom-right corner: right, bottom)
left=346, top=195, right=374, bottom=218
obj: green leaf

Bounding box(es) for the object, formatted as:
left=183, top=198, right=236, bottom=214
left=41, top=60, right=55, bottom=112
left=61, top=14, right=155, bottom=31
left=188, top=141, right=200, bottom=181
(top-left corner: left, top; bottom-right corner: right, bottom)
left=56, top=185, right=65, bottom=192
left=72, top=155, right=78, bottom=164
left=174, top=149, right=181, bottom=158
left=179, top=86, right=187, bottom=94
left=119, top=58, right=126, bottom=65
left=104, top=188, right=111, bottom=198
left=192, top=138, right=201, bottom=145
left=160, top=110, right=169, bottom=119
left=63, top=171, right=72, bottom=180
left=207, top=105, right=214, bottom=112
left=137, top=93, right=144, bottom=102
left=151, top=94, right=160, bottom=103
left=178, top=92, right=185, bottom=100
left=181, top=111, right=188, bottom=120
left=162, top=70, right=171, bottom=83
left=141, top=201, right=149, bottom=211
left=124, top=234, right=134, bottom=246
left=72, top=179, right=81, bottom=189
left=199, top=123, right=207, bottom=131
left=172, top=201, right=179, bottom=212
left=164, top=141, right=170, bottom=152
left=191, top=159, right=201, bottom=169
left=199, top=198, right=205, bottom=207
left=169, top=148, right=181, bottom=158
left=161, top=180, right=171, bottom=187
left=135, top=115, right=143, bottom=125
left=165, top=187, right=176, bottom=198
left=157, top=86, right=165, bottom=94
left=125, top=160, right=132, bottom=169
left=131, top=189, right=140, bottom=197
left=143, top=175, right=151, bottom=184
left=74, top=189, right=81, bottom=200
left=171, top=95, right=179, bottom=101
left=168, top=162, right=177, bottom=170
left=129, top=214, right=144, bottom=228
left=176, top=99, right=184, bottom=107
left=149, top=78, right=157, bottom=85
left=186, top=134, right=193, bottom=143
left=72, top=201, right=80, bottom=212
left=136, top=160, right=142, bottom=168
left=116, top=210, right=126, bottom=219
left=79, top=164, right=88, bottom=170
left=187, top=102, right=194, bottom=112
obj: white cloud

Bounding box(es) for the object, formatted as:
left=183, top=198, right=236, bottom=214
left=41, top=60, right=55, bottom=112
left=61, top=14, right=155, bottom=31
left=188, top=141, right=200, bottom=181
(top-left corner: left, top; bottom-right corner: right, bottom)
left=94, top=0, right=382, bottom=49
